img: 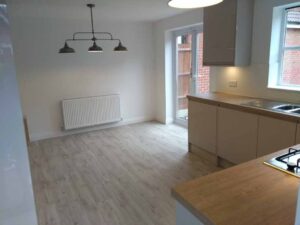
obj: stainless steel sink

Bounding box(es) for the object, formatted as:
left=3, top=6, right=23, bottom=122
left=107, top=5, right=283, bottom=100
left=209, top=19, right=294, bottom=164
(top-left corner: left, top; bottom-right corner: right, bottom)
left=292, top=109, right=300, bottom=114
left=273, top=104, right=300, bottom=111
left=241, top=101, right=300, bottom=116
left=241, top=100, right=274, bottom=109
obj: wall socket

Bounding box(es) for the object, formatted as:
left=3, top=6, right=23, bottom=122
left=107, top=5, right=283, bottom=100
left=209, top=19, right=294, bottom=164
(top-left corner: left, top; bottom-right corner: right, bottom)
left=228, top=80, right=238, bottom=88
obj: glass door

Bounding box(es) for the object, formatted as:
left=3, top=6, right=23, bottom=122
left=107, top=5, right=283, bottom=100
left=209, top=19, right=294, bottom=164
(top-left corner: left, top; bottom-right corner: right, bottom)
left=173, top=27, right=210, bottom=125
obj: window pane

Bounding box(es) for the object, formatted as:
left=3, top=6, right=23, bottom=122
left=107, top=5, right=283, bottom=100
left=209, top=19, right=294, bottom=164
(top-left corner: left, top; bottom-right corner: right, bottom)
left=281, top=49, right=300, bottom=86
left=285, top=7, right=300, bottom=47
left=176, top=34, right=192, bottom=120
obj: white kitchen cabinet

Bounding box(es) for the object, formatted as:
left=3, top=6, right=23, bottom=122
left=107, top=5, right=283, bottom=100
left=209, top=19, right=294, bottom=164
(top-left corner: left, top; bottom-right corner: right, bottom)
left=188, top=100, right=217, bottom=154
left=217, top=107, right=258, bottom=164
left=203, top=0, right=254, bottom=66
left=176, top=201, right=205, bottom=225
left=257, top=116, right=297, bottom=157
left=296, top=123, right=300, bottom=144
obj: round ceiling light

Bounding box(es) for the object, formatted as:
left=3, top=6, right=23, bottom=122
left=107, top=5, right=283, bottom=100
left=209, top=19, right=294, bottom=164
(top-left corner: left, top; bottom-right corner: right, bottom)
left=168, top=0, right=223, bottom=9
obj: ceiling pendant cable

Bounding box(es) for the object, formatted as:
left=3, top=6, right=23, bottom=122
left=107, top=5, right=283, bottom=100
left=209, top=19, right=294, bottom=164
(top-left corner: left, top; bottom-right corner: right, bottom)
left=59, top=4, right=128, bottom=53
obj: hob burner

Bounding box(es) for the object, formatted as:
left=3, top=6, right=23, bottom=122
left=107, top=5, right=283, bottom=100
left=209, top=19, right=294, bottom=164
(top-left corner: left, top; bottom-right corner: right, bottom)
left=264, top=148, right=300, bottom=178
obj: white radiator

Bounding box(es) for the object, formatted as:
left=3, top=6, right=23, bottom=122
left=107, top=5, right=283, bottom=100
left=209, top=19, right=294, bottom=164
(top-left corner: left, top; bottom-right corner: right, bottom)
left=62, top=94, right=121, bottom=130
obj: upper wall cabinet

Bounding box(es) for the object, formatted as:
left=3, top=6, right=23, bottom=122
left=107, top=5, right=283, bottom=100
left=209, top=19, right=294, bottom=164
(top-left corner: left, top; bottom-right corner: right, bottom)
left=203, top=0, right=254, bottom=66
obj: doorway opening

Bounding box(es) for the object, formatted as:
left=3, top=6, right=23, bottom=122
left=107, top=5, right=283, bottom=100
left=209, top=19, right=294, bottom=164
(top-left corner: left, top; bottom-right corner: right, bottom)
left=173, top=26, right=210, bottom=126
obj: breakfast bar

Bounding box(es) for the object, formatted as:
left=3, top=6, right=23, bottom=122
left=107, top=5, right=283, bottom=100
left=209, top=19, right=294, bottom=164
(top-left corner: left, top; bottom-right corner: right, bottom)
left=172, top=145, right=300, bottom=225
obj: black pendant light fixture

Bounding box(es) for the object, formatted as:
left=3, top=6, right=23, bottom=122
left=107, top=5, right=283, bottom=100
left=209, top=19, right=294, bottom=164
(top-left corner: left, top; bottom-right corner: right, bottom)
left=59, top=42, right=75, bottom=53
left=59, top=4, right=128, bottom=54
left=114, top=42, right=128, bottom=51
left=88, top=41, right=103, bottom=53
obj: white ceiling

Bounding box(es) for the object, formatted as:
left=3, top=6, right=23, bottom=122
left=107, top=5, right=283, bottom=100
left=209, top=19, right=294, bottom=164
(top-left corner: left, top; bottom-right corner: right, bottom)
left=10, top=0, right=190, bottom=22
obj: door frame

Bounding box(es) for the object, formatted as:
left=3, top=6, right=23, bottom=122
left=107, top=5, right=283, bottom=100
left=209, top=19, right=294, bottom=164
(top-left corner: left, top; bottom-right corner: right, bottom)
left=172, top=25, right=203, bottom=126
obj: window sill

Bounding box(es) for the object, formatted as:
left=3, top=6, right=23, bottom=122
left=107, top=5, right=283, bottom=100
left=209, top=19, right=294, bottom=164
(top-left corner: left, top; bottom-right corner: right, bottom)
left=268, top=85, right=300, bottom=92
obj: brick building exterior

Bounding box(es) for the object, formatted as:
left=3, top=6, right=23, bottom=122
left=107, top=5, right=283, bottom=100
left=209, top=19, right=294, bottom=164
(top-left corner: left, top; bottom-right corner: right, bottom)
left=177, top=33, right=210, bottom=112
left=282, top=7, right=300, bottom=86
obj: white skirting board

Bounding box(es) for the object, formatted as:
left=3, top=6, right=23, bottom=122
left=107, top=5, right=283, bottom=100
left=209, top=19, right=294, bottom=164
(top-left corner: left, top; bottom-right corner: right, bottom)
left=29, top=116, right=155, bottom=142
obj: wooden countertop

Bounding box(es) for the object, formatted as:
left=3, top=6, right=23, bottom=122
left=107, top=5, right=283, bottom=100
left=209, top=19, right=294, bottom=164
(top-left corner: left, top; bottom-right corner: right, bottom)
left=172, top=145, right=300, bottom=225
left=188, top=92, right=300, bottom=122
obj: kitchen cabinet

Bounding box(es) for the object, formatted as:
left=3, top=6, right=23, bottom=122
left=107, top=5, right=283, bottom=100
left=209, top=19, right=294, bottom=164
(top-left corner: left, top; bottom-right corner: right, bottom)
left=257, top=116, right=297, bottom=157
left=297, top=124, right=300, bottom=144
left=217, top=107, right=258, bottom=164
left=188, top=100, right=217, bottom=154
left=203, top=0, right=254, bottom=66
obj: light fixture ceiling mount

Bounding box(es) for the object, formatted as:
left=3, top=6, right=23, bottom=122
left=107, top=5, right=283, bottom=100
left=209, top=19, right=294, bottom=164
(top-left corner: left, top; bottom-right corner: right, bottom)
left=168, top=0, right=223, bottom=9
left=59, top=4, right=127, bottom=53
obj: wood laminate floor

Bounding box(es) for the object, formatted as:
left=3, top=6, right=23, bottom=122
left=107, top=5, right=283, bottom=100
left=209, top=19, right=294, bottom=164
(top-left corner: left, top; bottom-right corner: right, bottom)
left=29, top=122, right=219, bottom=225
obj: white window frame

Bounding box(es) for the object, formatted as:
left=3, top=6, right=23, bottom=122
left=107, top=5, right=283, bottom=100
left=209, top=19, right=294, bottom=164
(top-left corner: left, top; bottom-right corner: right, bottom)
left=278, top=6, right=300, bottom=88
left=268, top=3, right=300, bottom=92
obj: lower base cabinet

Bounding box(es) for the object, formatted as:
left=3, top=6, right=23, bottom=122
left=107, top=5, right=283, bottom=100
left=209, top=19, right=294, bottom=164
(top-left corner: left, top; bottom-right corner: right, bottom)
left=188, top=101, right=217, bottom=154
left=189, top=98, right=300, bottom=165
left=257, top=116, right=297, bottom=157
left=217, top=107, right=258, bottom=164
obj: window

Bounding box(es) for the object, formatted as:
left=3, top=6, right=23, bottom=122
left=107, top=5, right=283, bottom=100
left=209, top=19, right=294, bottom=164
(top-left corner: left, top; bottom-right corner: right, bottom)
left=269, top=5, right=300, bottom=91
left=280, top=6, right=300, bottom=87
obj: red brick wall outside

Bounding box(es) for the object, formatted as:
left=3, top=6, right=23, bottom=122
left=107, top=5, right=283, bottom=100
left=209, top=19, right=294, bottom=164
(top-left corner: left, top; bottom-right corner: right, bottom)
left=282, top=8, right=300, bottom=86
left=197, top=33, right=210, bottom=94
left=177, top=34, right=210, bottom=110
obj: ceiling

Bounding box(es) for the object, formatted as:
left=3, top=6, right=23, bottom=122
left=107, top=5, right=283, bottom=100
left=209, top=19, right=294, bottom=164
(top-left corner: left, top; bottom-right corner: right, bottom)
left=10, top=0, right=190, bottom=22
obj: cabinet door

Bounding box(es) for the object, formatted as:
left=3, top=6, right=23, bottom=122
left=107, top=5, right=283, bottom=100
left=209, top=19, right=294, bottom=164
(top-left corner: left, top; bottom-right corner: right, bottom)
left=203, top=0, right=237, bottom=66
left=257, top=116, right=296, bottom=157
left=296, top=124, right=300, bottom=144
left=217, top=107, right=258, bottom=164
left=188, top=100, right=217, bottom=154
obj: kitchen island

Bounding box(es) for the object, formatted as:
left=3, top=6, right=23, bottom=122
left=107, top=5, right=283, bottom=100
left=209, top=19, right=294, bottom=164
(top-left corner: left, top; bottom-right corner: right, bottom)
left=172, top=145, right=300, bottom=225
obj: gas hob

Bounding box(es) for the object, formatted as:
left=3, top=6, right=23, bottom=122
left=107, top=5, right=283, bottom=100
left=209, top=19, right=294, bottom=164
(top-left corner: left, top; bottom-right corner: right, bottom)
left=264, top=148, right=300, bottom=178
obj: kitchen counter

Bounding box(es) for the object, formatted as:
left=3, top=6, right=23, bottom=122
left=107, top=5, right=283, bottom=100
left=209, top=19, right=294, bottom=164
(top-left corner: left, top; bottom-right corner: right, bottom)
left=172, top=145, right=300, bottom=225
left=188, top=92, right=300, bottom=122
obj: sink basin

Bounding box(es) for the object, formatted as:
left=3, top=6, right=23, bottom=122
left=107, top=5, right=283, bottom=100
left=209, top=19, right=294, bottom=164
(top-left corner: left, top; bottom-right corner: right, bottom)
left=291, top=109, right=300, bottom=115
left=241, top=100, right=272, bottom=109
left=242, top=101, right=300, bottom=116
left=273, top=104, right=300, bottom=111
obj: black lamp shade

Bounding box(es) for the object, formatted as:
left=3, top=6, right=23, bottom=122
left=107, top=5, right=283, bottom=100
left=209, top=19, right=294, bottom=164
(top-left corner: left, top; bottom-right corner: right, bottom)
left=88, top=41, right=103, bottom=52
left=114, top=42, right=128, bottom=51
left=59, top=43, right=75, bottom=53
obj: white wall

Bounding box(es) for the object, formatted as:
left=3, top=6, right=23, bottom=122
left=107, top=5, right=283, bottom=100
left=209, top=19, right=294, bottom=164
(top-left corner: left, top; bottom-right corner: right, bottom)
left=10, top=0, right=300, bottom=141
left=211, top=0, right=300, bottom=103
left=8, top=3, right=156, bottom=141
left=154, top=0, right=300, bottom=124
left=154, top=9, right=204, bottom=123
left=0, top=4, right=37, bottom=225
